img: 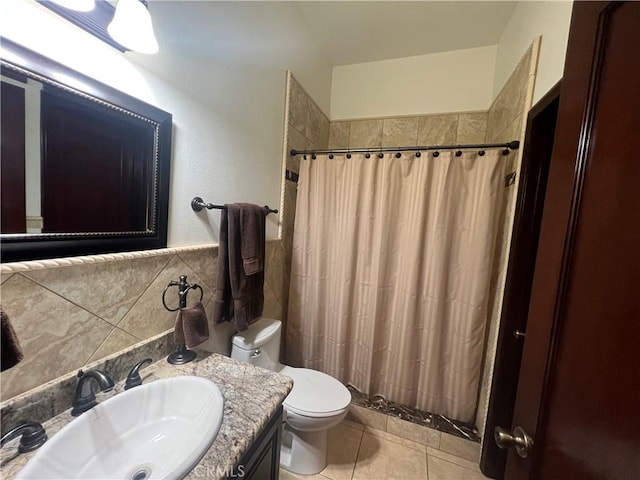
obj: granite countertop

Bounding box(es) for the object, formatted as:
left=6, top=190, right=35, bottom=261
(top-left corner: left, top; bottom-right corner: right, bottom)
left=0, top=351, right=293, bottom=479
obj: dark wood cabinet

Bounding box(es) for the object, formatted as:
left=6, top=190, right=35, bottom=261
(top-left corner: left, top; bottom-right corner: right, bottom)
left=231, top=407, right=282, bottom=480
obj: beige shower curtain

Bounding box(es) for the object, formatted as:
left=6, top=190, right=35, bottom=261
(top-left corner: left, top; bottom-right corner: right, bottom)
left=286, top=150, right=507, bottom=422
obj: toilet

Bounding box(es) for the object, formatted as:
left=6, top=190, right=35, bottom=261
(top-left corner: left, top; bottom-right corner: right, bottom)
left=231, top=317, right=351, bottom=475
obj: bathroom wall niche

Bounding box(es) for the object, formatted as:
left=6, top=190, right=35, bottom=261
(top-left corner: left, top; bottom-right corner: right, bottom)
left=0, top=38, right=172, bottom=262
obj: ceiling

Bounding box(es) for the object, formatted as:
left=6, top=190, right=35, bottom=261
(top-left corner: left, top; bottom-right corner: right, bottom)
left=297, top=1, right=518, bottom=66
left=147, top=1, right=518, bottom=68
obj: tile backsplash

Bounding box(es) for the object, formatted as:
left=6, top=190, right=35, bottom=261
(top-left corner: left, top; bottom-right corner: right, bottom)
left=0, top=240, right=285, bottom=401
left=328, top=110, right=488, bottom=150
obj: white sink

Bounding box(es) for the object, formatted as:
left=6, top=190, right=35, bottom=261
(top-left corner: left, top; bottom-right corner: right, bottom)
left=18, top=376, right=224, bottom=480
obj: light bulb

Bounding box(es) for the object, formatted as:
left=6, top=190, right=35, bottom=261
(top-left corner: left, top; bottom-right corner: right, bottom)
left=108, top=0, right=159, bottom=54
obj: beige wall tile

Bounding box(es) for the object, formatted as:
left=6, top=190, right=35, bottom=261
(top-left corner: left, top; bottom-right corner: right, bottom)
left=457, top=112, right=488, bottom=144
left=328, top=122, right=351, bottom=149
left=24, top=255, right=170, bottom=326
left=198, top=297, right=237, bottom=356
left=439, top=432, right=481, bottom=463
left=288, top=77, right=309, bottom=136
left=322, top=422, right=364, bottom=479
left=417, top=114, right=459, bottom=145
left=196, top=296, right=236, bottom=356
left=177, top=247, right=217, bottom=291
left=386, top=416, right=440, bottom=448
left=349, top=119, right=383, bottom=148
left=286, top=125, right=308, bottom=173
left=307, top=100, right=330, bottom=148
left=265, top=240, right=284, bottom=307
left=346, top=405, right=388, bottom=430
left=117, top=256, right=211, bottom=340
left=382, top=117, right=419, bottom=147
left=262, top=280, right=283, bottom=321
left=485, top=44, right=533, bottom=143
left=1, top=274, right=112, bottom=400
left=88, top=328, right=139, bottom=363
left=352, top=432, right=427, bottom=479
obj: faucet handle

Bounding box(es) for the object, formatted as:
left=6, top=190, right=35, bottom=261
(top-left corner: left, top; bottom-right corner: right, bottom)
left=0, top=422, right=47, bottom=453
left=125, top=358, right=153, bottom=390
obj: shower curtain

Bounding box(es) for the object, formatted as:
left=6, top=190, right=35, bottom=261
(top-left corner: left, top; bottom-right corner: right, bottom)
left=286, top=150, right=507, bottom=422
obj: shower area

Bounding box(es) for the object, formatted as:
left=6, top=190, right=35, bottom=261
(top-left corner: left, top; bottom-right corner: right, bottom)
left=279, top=39, right=539, bottom=441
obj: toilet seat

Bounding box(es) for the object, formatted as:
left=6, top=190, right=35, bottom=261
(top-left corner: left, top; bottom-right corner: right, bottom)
left=280, top=366, right=351, bottom=418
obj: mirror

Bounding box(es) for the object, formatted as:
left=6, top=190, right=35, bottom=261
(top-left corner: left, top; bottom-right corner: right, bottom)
left=0, top=38, right=172, bottom=263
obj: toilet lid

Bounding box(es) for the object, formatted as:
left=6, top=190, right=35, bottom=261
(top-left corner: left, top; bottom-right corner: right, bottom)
left=280, top=366, right=351, bottom=417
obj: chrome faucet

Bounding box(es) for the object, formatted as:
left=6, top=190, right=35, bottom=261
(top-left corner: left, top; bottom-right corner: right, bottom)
left=71, top=369, right=115, bottom=416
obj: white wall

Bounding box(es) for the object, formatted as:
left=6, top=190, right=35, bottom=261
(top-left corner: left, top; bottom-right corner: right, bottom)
left=330, top=45, right=496, bottom=120
left=0, top=0, right=332, bottom=247
left=493, top=1, right=573, bottom=104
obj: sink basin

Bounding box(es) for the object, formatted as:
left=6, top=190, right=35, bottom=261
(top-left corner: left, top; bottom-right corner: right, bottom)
left=18, top=376, right=224, bottom=480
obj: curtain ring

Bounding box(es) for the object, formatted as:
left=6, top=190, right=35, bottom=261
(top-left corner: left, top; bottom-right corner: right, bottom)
left=365, top=152, right=371, bottom=159
left=478, top=150, right=485, bottom=156
left=433, top=151, right=440, bottom=158
left=312, top=154, right=317, bottom=159
left=395, top=152, right=401, bottom=158
left=378, top=152, right=384, bottom=158
left=415, top=151, right=421, bottom=158
left=303, top=154, right=307, bottom=160
left=329, top=154, right=334, bottom=159
left=455, top=150, right=462, bottom=157
left=502, top=149, right=510, bottom=156
left=346, top=153, right=352, bottom=159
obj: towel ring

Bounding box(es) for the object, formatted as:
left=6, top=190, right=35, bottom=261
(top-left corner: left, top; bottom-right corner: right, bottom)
left=162, top=281, right=203, bottom=312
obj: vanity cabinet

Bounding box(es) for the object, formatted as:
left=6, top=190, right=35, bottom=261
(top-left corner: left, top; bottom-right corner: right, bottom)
left=231, top=406, right=283, bottom=480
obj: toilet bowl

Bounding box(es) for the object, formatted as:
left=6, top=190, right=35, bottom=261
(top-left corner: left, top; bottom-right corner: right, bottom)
left=231, top=317, right=351, bottom=475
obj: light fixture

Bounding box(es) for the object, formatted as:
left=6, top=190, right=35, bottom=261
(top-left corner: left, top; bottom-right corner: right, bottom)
left=50, top=0, right=96, bottom=12
left=108, top=0, right=159, bottom=54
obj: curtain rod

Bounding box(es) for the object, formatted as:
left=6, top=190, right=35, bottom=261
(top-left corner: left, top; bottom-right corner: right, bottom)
left=290, top=140, right=520, bottom=157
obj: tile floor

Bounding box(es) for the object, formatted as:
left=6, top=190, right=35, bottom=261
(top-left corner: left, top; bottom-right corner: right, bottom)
left=279, top=419, right=489, bottom=480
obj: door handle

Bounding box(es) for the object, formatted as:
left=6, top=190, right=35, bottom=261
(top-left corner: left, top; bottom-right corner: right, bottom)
left=513, top=330, right=526, bottom=339
left=494, top=425, right=534, bottom=458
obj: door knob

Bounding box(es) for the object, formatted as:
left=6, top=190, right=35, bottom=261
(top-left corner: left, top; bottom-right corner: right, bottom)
left=513, top=330, right=526, bottom=339
left=494, top=425, right=534, bottom=458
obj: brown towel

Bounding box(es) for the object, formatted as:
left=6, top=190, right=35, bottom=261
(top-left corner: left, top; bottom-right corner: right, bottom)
left=174, top=302, right=210, bottom=348
left=1, top=307, right=24, bottom=372
left=213, top=203, right=266, bottom=331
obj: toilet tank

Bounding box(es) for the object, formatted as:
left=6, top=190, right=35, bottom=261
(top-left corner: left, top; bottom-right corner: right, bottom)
left=230, top=317, right=282, bottom=371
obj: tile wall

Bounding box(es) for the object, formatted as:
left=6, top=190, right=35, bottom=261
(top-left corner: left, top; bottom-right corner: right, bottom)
left=328, top=111, right=487, bottom=150
left=475, top=38, right=541, bottom=437
left=280, top=72, right=330, bottom=356
left=0, top=240, right=285, bottom=401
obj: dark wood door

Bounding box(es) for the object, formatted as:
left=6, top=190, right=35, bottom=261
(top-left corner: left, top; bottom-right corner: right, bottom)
left=504, top=2, right=640, bottom=478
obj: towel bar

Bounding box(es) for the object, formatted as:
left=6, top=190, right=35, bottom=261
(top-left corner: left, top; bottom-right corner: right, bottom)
left=191, top=197, right=278, bottom=214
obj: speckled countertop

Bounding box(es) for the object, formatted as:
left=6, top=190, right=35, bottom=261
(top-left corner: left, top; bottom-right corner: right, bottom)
left=0, top=351, right=293, bottom=480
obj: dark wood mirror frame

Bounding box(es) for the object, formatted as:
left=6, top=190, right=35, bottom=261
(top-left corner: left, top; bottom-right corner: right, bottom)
left=0, top=38, right=172, bottom=263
